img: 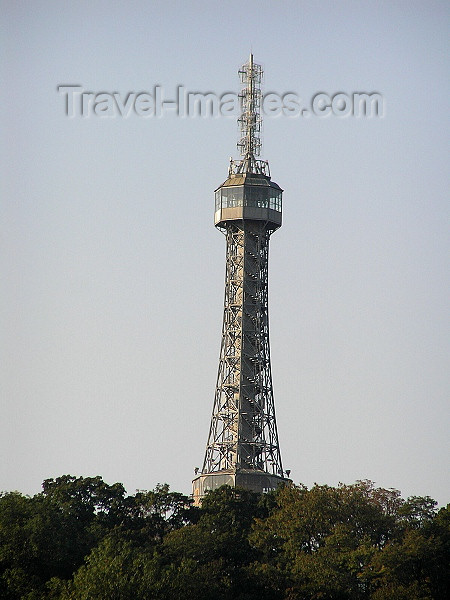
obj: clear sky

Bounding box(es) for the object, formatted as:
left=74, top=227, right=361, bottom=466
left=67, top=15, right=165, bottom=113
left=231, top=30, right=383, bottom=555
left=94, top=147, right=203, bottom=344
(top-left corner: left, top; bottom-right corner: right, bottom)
left=1, top=0, right=449, bottom=506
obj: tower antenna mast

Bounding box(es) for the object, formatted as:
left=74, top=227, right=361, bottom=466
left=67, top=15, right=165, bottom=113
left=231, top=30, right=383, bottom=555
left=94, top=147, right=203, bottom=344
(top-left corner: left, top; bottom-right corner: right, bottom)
left=230, top=54, right=270, bottom=177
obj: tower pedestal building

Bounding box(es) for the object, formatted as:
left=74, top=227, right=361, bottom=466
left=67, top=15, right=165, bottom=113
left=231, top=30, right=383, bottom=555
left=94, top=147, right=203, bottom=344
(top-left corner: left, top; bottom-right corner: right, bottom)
left=193, top=56, right=288, bottom=504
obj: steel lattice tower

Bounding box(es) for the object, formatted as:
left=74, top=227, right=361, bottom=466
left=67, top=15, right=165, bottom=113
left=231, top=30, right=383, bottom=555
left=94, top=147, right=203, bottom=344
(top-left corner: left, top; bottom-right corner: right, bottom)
left=193, top=55, right=288, bottom=503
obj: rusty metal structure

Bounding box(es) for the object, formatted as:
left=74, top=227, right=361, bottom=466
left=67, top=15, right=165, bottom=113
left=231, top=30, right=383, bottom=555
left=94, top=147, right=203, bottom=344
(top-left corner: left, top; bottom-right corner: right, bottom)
left=193, top=55, right=288, bottom=503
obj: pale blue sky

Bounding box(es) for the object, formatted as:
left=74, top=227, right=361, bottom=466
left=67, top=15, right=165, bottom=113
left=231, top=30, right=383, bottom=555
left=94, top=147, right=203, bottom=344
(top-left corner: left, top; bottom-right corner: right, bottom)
left=1, top=0, right=449, bottom=505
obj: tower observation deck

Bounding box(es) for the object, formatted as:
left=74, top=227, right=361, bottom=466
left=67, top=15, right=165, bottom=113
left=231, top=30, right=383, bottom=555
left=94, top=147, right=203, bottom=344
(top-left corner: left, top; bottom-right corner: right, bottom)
left=192, top=55, right=288, bottom=503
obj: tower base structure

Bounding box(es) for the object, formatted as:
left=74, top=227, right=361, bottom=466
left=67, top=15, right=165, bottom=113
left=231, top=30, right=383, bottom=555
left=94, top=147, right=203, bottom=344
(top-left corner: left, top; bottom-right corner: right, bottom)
left=192, top=470, right=288, bottom=505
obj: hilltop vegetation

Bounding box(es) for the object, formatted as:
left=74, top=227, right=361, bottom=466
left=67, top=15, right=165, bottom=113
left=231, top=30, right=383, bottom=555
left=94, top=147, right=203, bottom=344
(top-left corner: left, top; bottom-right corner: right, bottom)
left=0, top=476, right=448, bottom=599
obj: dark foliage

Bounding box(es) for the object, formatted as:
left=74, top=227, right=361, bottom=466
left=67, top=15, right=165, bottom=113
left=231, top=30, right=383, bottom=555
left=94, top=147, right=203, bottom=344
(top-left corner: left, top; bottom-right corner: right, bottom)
left=0, top=477, right=448, bottom=599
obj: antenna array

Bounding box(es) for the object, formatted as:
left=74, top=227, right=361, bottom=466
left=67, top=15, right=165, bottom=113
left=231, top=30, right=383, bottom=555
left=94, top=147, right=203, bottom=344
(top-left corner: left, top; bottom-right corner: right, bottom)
left=229, top=54, right=270, bottom=176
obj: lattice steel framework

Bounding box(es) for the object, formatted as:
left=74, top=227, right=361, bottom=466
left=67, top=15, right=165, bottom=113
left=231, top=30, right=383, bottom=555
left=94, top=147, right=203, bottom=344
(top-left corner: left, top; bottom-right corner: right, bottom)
left=202, top=221, right=283, bottom=476
left=193, top=55, right=286, bottom=502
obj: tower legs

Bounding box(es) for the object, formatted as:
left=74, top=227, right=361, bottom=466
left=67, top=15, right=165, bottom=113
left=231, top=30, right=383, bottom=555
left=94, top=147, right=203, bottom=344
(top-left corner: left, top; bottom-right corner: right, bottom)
left=196, top=221, right=284, bottom=503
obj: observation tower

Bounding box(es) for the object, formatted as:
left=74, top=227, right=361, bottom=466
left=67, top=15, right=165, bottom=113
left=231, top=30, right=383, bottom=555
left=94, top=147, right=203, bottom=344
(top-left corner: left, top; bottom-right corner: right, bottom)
left=192, top=55, right=289, bottom=503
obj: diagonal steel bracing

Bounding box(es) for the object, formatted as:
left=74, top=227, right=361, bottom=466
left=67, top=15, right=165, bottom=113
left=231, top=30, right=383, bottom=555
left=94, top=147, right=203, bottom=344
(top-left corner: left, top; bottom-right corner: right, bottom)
left=203, top=220, right=283, bottom=477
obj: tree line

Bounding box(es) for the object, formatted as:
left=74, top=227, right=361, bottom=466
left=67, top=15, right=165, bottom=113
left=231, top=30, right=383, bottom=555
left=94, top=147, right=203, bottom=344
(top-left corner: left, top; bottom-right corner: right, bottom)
left=0, top=475, right=448, bottom=599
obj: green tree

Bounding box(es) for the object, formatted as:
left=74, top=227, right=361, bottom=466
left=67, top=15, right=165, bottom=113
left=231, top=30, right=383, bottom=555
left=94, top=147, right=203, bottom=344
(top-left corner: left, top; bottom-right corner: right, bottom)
left=0, top=477, right=194, bottom=599
left=55, top=536, right=149, bottom=600
left=249, top=481, right=408, bottom=599
left=159, top=486, right=274, bottom=600
left=0, top=491, right=81, bottom=598
left=369, top=503, right=450, bottom=600
left=398, top=496, right=438, bottom=529
left=1, top=477, right=447, bottom=600
left=126, top=483, right=197, bottom=544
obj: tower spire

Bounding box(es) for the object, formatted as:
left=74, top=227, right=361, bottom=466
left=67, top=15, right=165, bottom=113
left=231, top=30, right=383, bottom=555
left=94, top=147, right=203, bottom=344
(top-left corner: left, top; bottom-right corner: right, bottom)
left=229, top=54, right=270, bottom=177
